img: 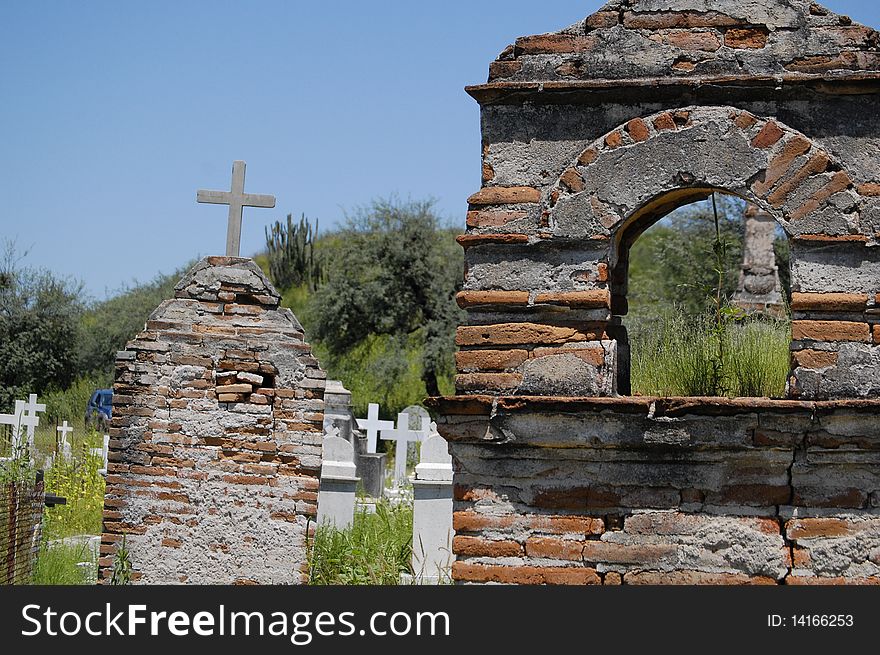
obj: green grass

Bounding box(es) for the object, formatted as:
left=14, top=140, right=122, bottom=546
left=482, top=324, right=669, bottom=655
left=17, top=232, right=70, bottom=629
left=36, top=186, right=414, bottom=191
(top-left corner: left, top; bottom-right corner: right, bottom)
left=308, top=499, right=413, bottom=585
left=631, top=310, right=791, bottom=397
left=31, top=539, right=97, bottom=585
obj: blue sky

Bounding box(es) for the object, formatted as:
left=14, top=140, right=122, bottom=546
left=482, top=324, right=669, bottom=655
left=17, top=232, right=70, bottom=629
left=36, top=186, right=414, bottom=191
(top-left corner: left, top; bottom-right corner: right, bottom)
left=1, top=1, right=877, bottom=299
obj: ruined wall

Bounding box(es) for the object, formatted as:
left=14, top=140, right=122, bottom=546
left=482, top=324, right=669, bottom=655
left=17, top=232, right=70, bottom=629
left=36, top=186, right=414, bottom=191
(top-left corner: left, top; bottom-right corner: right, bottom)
left=100, top=257, right=325, bottom=584
left=439, top=0, right=880, bottom=585
left=429, top=396, right=880, bottom=585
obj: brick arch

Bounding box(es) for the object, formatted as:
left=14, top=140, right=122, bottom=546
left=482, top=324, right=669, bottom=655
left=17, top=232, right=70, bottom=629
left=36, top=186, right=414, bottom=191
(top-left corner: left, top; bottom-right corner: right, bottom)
left=545, top=105, right=867, bottom=254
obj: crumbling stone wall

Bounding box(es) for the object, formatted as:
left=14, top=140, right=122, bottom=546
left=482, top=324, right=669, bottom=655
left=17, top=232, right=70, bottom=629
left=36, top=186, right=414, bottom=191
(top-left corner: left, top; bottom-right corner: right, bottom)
left=438, top=0, right=880, bottom=584
left=100, top=257, right=325, bottom=584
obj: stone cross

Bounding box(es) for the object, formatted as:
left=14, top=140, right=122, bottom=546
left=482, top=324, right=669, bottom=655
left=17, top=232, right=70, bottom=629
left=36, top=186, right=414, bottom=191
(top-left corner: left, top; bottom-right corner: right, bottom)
left=380, top=412, right=426, bottom=487
left=197, top=160, right=276, bottom=257
left=356, top=403, right=394, bottom=454
left=57, top=420, right=73, bottom=458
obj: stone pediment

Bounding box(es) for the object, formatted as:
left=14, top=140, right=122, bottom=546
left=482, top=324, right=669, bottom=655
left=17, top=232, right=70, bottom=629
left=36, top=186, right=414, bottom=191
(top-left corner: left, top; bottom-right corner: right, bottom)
left=477, top=0, right=880, bottom=95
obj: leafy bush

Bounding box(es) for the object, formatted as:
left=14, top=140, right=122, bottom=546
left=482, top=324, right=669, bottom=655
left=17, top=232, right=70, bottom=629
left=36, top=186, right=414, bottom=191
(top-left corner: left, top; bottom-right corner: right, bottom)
left=308, top=499, right=413, bottom=585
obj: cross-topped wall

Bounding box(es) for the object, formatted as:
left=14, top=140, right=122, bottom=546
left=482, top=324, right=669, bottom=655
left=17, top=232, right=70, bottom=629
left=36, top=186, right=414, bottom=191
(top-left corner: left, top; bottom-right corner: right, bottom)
left=431, top=0, right=880, bottom=585
left=100, top=257, right=325, bottom=584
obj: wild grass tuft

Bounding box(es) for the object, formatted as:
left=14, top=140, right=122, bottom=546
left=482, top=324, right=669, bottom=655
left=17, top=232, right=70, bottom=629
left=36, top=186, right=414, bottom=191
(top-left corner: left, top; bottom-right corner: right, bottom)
left=307, top=499, right=413, bottom=585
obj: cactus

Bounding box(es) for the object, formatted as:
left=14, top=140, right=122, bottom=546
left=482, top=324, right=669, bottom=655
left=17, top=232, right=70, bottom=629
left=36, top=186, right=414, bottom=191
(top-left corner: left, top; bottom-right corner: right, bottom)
left=264, top=213, right=324, bottom=291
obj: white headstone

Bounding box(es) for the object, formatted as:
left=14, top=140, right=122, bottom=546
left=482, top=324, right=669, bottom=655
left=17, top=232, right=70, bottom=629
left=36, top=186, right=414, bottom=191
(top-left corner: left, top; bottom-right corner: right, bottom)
left=356, top=403, right=394, bottom=454
left=57, top=420, right=73, bottom=458
left=197, top=160, right=276, bottom=257
left=411, top=425, right=454, bottom=584
left=90, top=434, right=110, bottom=474
left=380, top=412, right=425, bottom=487
left=317, top=427, right=359, bottom=529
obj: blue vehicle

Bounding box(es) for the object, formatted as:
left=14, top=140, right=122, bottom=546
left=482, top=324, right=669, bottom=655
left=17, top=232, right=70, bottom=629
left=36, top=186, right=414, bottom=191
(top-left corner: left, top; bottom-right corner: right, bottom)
left=85, top=389, right=112, bottom=430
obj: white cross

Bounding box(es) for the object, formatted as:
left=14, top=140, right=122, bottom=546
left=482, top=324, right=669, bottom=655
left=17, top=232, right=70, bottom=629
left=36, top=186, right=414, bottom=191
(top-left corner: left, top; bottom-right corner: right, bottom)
left=197, top=160, right=276, bottom=257
left=380, top=412, right=427, bottom=487
left=57, top=420, right=73, bottom=458
left=356, top=403, right=394, bottom=454
left=22, top=393, right=45, bottom=446
left=90, top=434, right=110, bottom=474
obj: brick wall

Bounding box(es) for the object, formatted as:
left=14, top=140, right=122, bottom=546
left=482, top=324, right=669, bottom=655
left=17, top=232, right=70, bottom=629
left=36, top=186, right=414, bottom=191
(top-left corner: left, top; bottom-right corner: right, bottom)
left=100, top=257, right=325, bottom=584
left=429, top=396, right=880, bottom=585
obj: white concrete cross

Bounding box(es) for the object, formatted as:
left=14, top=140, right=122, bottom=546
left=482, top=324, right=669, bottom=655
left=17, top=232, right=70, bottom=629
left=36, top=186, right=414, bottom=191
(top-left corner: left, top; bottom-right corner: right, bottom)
left=356, top=403, right=394, bottom=454
left=57, top=420, right=74, bottom=457
left=22, top=393, right=45, bottom=446
left=197, top=160, right=276, bottom=257
left=0, top=396, right=44, bottom=453
left=380, top=412, right=426, bottom=487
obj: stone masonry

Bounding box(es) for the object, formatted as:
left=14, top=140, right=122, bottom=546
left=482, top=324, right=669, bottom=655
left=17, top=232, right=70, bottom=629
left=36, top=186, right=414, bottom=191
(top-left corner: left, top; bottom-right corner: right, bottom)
left=99, top=257, right=325, bottom=584
left=434, top=0, right=880, bottom=584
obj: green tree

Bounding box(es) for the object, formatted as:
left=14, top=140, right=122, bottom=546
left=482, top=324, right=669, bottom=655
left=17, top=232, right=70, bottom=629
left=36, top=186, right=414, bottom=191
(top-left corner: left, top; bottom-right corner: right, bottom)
left=0, top=241, right=84, bottom=411
left=76, top=266, right=187, bottom=378
left=306, top=198, right=464, bottom=399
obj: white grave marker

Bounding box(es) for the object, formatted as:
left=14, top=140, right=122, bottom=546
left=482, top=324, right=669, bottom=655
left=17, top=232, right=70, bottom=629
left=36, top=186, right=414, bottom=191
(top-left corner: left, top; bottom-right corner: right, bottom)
left=0, top=395, right=44, bottom=455
left=411, top=424, right=454, bottom=584
left=380, top=412, right=426, bottom=487
left=356, top=403, right=394, bottom=454
left=197, top=160, right=276, bottom=257
left=57, top=421, right=73, bottom=458
left=90, top=434, right=110, bottom=474
left=317, top=426, right=359, bottom=529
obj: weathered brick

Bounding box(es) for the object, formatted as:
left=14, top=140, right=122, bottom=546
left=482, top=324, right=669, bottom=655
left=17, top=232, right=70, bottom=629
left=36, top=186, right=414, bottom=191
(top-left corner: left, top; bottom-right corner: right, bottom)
left=751, top=121, right=785, bottom=149
left=752, top=136, right=812, bottom=195
left=467, top=186, right=541, bottom=205
left=515, top=34, right=596, bottom=55
left=466, top=210, right=529, bottom=228
left=793, top=349, right=839, bottom=369
left=534, top=290, right=611, bottom=308
left=653, top=112, right=677, bottom=131
left=452, top=562, right=600, bottom=585
left=488, top=60, right=522, bottom=80
left=525, top=537, right=585, bottom=561
left=724, top=27, right=768, bottom=49
left=560, top=168, right=585, bottom=193
left=733, top=112, right=758, bottom=129
left=791, top=292, right=868, bottom=312
left=625, top=118, right=651, bottom=142
left=455, top=349, right=529, bottom=371
left=456, top=233, right=530, bottom=248
left=786, top=518, right=853, bottom=540
left=605, top=131, right=623, bottom=148
left=531, top=347, right=605, bottom=367
left=789, top=171, right=853, bottom=220
left=791, top=320, right=870, bottom=342
left=452, top=536, right=523, bottom=557
left=857, top=182, right=880, bottom=196
left=578, top=148, right=599, bottom=166
left=586, top=11, right=619, bottom=29
left=622, top=11, right=744, bottom=29
left=625, top=571, right=777, bottom=585
left=658, top=29, right=722, bottom=51
left=456, top=290, right=530, bottom=308
left=456, top=323, right=605, bottom=347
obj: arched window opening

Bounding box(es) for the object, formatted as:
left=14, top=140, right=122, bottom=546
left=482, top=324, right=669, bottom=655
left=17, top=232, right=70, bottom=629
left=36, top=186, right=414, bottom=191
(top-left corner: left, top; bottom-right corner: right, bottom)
left=616, top=193, right=792, bottom=398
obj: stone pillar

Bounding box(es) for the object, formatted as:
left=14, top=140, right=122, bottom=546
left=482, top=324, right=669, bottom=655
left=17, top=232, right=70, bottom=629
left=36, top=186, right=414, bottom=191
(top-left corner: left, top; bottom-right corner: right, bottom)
left=100, top=256, right=325, bottom=584
left=317, top=430, right=358, bottom=529
left=410, top=428, right=453, bottom=584
left=731, top=204, right=785, bottom=317
left=322, top=380, right=386, bottom=498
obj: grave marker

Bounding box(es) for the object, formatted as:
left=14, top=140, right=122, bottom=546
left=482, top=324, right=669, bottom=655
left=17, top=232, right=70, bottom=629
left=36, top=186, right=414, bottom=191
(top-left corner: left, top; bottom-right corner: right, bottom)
left=380, top=412, right=426, bottom=487
left=317, top=427, right=359, bottom=529
left=356, top=403, right=393, bottom=454
left=197, top=160, right=276, bottom=257
left=56, top=421, right=73, bottom=458
left=411, top=424, right=453, bottom=584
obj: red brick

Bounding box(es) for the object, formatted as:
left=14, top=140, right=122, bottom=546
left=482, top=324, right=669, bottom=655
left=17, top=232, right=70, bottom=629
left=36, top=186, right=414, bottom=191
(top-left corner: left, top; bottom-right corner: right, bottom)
left=718, top=484, right=791, bottom=505
left=515, top=34, right=596, bottom=55
left=455, top=349, right=529, bottom=372
left=488, top=60, right=522, bottom=80
left=785, top=576, right=880, bottom=585
left=467, top=186, right=541, bottom=206
left=161, top=538, right=182, bottom=548
left=466, top=210, right=529, bottom=228
left=793, top=349, right=838, bottom=369
left=456, top=323, right=605, bottom=347
left=453, top=512, right=516, bottom=533
left=221, top=474, right=270, bottom=485
left=525, top=537, right=585, bottom=561
left=560, top=168, right=585, bottom=193
left=586, top=11, right=619, bottom=29
left=734, top=112, right=758, bottom=129
left=653, top=112, right=677, bottom=131
left=752, top=135, right=813, bottom=195
left=578, top=148, right=599, bottom=166
left=581, top=541, right=677, bottom=565
left=623, top=11, right=744, bottom=29
left=791, top=320, right=870, bottom=342
left=791, top=292, right=868, bottom=312
left=857, top=182, right=880, bottom=196
left=534, top=290, right=611, bottom=309
left=625, top=118, right=651, bottom=142
left=786, top=518, right=853, bottom=540
left=452, top=562, right=600, bottom=585
left=456, top=233, right=529, bottom=248
left=789, top=171, right=853, bottom=220
left=605, top=131, right=623, bottom=148
left=659, top=29, right=721, bottom=51
left=724, top=27, right=769, bottom=49
left=455, top=290, right=530, bottom=308
left=452, top=536, right=523, bottom=557
left=531, top=347, right=605, bottom=367
left=874, top=325, right=880, bottom=344
left=603, top=572, right=623, bottom=585
left=751, top=121, right=785, bottom=149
